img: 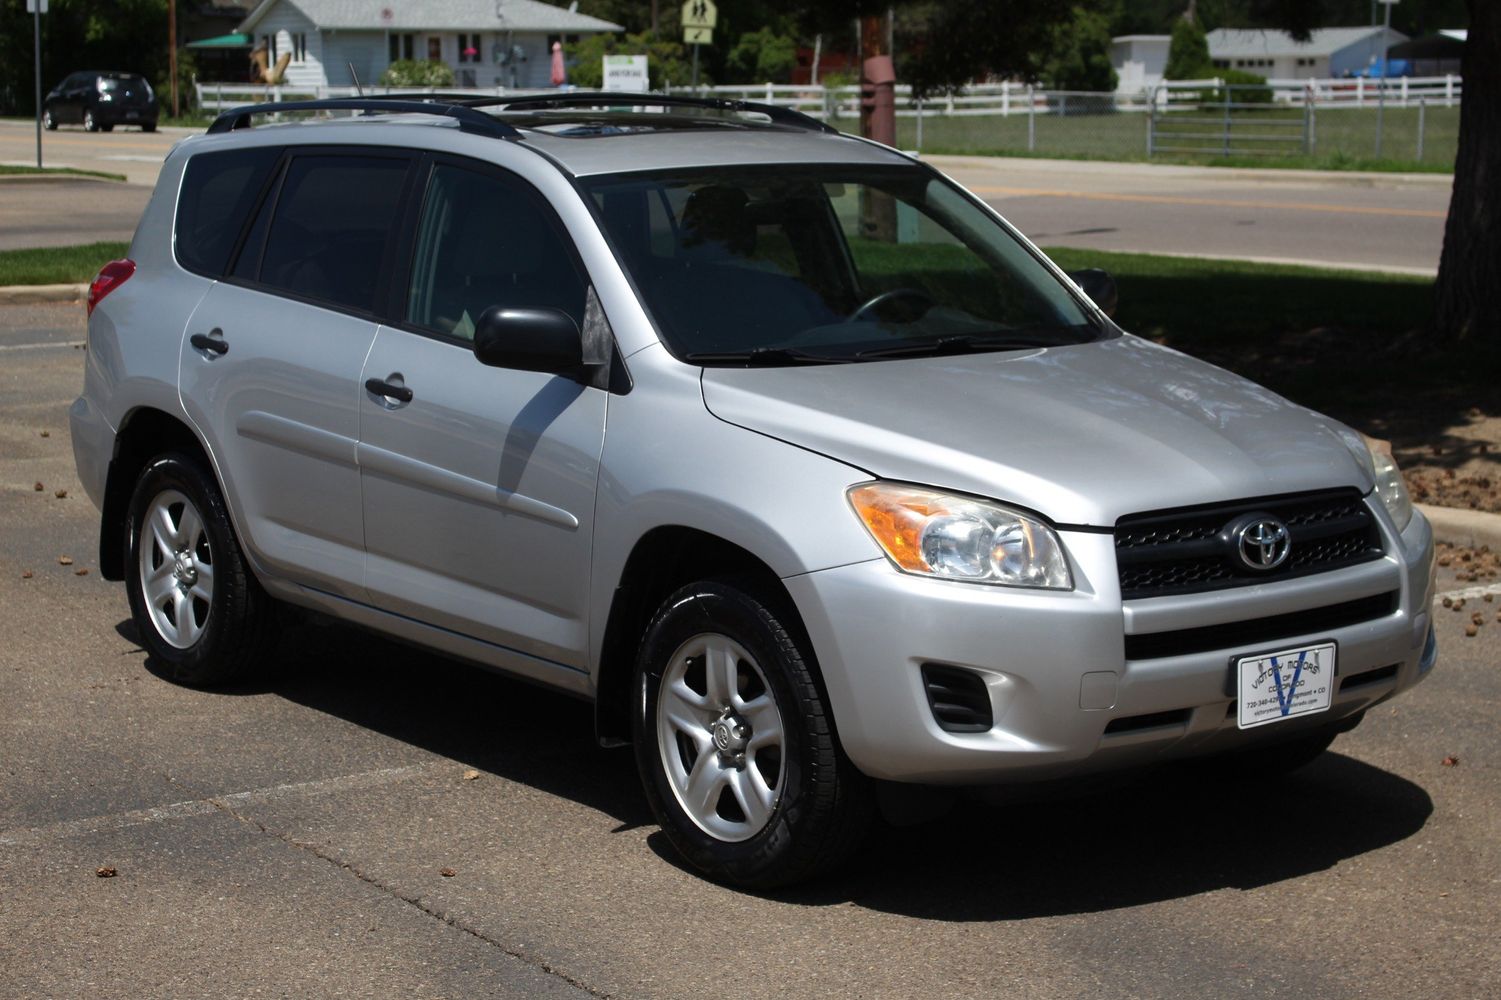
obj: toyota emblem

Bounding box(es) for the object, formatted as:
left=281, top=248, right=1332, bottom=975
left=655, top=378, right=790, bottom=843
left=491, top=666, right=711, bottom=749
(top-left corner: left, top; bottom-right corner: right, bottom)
left=1233, top=516, right=1291, bottom=570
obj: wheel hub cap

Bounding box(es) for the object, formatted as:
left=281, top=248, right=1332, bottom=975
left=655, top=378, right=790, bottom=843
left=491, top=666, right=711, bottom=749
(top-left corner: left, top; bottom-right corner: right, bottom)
left=172, top=551, right=196, bottom=585
left=711, top=712, right=750, bottom=761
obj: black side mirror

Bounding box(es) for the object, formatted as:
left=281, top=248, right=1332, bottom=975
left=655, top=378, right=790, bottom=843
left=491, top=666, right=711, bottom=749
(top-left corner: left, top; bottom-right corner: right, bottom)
left=1067, top=268, right=1118, bottom=318
left=472, top=306, right=584, bottom=376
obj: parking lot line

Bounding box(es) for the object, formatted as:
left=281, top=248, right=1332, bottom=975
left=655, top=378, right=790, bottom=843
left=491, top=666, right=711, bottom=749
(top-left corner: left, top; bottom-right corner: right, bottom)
left=971, top=185, right=1449, bottom=220
left=0, top=762, right=437, bottom=848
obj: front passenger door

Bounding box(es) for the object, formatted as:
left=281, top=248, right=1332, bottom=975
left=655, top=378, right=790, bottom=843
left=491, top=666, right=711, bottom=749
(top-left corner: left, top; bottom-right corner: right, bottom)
left=358, top=159, right=608, bottom=674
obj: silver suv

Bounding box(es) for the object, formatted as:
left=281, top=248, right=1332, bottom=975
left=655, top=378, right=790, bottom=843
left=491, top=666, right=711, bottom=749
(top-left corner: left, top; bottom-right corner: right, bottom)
left=71, top=94, right=1437, bottom=887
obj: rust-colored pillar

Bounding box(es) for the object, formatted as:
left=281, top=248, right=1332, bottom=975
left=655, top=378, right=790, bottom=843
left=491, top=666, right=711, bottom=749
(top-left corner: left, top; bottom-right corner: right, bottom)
left=859, top=54, right=896, bottom=147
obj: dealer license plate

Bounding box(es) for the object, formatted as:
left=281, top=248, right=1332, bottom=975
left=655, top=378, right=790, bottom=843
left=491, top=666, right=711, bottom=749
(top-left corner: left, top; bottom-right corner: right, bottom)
left=1236, top=642, right=1335, bottom=730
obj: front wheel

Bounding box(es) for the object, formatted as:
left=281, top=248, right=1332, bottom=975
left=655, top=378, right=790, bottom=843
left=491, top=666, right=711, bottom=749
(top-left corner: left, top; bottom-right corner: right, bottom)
left=83, top=109, right=99, bottom=132
left=633, top=581, right=871, bottom=888
left=43, top=108, right=57, bottom=130
left=124, top=452, right=276, bottom=685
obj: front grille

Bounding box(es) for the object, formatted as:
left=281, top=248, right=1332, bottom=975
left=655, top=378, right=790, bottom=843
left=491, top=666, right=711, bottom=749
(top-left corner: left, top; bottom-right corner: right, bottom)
left=921, top=664, right=993, bottom=733
left=1123, top=591, right=1398, bottom=661
left=1115, top=489, right=1384, bottom=600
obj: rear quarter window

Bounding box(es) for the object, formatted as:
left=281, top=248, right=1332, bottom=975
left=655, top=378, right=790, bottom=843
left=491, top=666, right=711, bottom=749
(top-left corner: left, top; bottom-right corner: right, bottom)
left=175, top=147, right=282, bottom=278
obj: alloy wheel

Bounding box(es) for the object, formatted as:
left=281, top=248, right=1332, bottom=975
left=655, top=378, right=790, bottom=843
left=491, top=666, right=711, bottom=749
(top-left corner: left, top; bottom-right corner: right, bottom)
left=137, top=489, right=214, bottom=649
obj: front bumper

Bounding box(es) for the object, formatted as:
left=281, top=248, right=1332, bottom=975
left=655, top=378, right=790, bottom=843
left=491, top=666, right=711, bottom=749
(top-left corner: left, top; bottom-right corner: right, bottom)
left=787, top=504, right=1435, bottom=784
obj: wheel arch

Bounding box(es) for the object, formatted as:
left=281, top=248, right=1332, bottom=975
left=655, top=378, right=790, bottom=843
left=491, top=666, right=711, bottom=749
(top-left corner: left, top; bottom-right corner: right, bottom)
left=593, top=525, right=821, bottom=747
left=98, top=407, right=213, bottom=580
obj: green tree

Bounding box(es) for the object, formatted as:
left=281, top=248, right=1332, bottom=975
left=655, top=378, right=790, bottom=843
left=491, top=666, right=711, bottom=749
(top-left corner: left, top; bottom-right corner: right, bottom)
left=1164, top=12, right=1212, bottom=79
left=726, top=26, right=798, bottom=83
left=0, top=0, right=170, bottom=115
left=565, top=31, right=696, bottom=89
left=1042, top=6, right=1119, bottom=91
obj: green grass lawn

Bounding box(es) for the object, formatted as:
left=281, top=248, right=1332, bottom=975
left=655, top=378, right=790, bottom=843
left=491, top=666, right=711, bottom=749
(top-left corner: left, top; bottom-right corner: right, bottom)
left=0, top=164, right=127, bottom=182
left=0, top=242, right=131, bottom=286
left=885, top=103, right=1458, bottom=173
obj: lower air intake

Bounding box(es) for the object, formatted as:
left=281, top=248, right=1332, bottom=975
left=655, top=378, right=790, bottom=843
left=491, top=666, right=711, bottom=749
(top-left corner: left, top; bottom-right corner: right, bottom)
left=921, top=664, right=994, bottom=733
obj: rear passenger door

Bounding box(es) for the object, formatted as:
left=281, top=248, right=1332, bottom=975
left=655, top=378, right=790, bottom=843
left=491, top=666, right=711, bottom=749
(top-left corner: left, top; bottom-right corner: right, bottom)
left=179, top=146, right=416, bottom=600
left=356, top=157, right=607, bottom=672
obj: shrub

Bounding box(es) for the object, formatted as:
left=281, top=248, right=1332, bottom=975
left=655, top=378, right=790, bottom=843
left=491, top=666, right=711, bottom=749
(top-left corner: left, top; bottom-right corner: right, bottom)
left=379, top=60, right=455, bottom=88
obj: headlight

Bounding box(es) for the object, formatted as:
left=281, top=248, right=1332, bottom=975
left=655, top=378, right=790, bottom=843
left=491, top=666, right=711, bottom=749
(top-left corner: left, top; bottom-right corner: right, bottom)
left=847, top=483, right=1072, bottom=589
left=1371, top=449, right=1413, bottom=531
left=1339, top=430, right=1413, bottom=532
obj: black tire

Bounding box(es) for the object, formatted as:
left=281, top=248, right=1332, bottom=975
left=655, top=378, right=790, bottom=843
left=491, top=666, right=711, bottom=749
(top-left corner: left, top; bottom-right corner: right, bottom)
left=142, top=122, right=157, bottom=133
left=124, top=452, right=276, bottom=686
left=83, top=109, right=99, bottom=133
left=43, top=108, right=57, bottom=131
left=632, top=580, right=872, bottom=888
left=101, top=123, right=115, bottom=132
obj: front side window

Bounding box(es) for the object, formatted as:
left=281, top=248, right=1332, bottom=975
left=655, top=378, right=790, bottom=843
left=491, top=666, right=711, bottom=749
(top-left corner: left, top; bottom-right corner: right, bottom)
left=255, top=154, right=410, bottom=313
left=405, top=163, right=587, bottom=342
left=583, top=165, right=1100, bottom=364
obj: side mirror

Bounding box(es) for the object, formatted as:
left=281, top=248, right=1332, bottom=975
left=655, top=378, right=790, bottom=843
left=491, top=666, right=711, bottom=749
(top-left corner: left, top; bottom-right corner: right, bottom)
left=472, top=306, right=583, bottom=376
left=1067, top=268, right=1118, bottom=318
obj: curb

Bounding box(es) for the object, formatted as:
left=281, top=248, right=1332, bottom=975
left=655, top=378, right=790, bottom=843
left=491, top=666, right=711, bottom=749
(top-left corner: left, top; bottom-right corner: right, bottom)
left=0, top=173, right=122, bottom=184
left=0, top=283, right=87, bottom=304
left=1419, top=503, right=1501, bottom=550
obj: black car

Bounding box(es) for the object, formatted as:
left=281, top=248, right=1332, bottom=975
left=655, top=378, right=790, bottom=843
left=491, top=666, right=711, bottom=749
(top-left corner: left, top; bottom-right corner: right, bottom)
left=44, top=71, right=158, bottom=132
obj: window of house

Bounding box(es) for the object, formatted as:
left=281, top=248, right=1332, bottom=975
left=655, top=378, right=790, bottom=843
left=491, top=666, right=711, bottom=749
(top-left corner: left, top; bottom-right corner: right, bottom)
left=388, top=34, right=414, bottom=63
left=263, top=34, right=277, bottom=63
left=458, top=33, right=482, bottom=63
left=292, top=33, right=307, bottom=64
left=428, top=37, right=443, bottom=61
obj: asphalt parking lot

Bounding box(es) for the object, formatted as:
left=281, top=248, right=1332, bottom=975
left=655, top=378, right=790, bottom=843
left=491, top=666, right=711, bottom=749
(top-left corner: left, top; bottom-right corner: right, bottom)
left=2, top=300, right=1498, bottom=998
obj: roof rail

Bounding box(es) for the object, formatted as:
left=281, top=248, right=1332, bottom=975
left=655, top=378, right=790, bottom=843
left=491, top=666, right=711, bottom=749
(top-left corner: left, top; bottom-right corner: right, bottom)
left=474, top=91, right=838, bottom=135
left=207, top=98, right=522, bottom=139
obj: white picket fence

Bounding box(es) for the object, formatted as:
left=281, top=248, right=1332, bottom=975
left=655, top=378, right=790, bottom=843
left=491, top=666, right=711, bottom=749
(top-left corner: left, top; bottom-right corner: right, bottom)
left=196, top=74, right=1462, bottom=120
left=670, top=75, right=1462, bottom=117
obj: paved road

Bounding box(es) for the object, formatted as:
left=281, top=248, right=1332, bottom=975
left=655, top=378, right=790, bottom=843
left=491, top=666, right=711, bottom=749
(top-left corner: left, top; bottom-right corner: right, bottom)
left=0, top=120, right=1453, bottom=273
left=2, top=302, right=1498, bottom=998
left=930, top=155, right=1452, bottom=276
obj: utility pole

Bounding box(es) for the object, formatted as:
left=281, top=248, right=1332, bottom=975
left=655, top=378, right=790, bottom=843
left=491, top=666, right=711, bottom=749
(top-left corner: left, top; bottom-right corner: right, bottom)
left=169, top=0, right=179, bottom=119
left=1374, top=0, right=1397, bottom=158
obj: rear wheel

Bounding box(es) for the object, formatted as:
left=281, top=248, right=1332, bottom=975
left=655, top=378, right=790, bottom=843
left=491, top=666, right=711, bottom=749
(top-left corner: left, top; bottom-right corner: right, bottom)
left=142, top=122, right=157, bottom=133
left=83, top=109, right=99, bottom=132
left=124, top=452, right=276, bottom=686
left=43, top=108, right=57, bottom=130
left=633, top=581, right=871, bottom=888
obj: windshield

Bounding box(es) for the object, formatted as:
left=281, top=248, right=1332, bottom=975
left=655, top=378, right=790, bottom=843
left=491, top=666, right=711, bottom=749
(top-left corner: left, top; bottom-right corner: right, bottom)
left=583, top=165, right=1104, bottom=365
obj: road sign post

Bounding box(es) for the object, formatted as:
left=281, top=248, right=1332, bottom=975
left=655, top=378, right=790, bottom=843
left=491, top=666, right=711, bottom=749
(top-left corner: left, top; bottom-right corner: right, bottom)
left=29, top=0, right=48, bottom=169
left=681, top=0, right=716, bottom=90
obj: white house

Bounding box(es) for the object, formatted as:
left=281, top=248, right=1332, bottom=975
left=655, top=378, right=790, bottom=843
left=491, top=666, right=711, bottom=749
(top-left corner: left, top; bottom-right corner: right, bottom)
left=236, top=0, right=623, bottom=89
left=1110, top=35, right=1171, bottom=92
left=1206, top=26, right=1408, bottom=80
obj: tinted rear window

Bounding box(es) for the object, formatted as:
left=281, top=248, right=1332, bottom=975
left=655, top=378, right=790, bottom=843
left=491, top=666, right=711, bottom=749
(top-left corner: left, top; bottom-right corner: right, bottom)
left=256, top=154, right=410, bottom=314
left=175, top=147, right=282, bottom=278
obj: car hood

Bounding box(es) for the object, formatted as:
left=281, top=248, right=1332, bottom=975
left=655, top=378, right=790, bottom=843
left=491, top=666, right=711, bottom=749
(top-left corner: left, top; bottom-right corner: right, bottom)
left=699, top=335, right=1372, bottom=527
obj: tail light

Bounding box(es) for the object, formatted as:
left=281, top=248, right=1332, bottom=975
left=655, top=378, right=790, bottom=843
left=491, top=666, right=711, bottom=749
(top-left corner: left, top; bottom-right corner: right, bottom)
left=87, top=259, right=135, bottom=317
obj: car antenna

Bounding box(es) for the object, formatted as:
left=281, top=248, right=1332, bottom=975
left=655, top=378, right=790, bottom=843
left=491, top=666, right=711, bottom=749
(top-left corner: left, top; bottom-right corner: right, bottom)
left=349, top=63, right=365, bottom=97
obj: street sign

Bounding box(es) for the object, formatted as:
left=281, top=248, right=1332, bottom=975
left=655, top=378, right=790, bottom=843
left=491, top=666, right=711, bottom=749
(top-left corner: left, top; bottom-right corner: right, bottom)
left=602, top=54, right=649, bottom=93
left=683, top=26, right=713, bottom=46
left=681, top=0, right=717, bottom=30
left=26, top=0, right=49, bottom=13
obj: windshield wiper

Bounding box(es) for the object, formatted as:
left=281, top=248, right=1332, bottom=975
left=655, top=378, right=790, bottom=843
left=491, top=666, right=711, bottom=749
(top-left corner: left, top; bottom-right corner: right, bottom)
left=855, top=334, right=1065, bottom=360
left=684, top=347, right=850, bottom=366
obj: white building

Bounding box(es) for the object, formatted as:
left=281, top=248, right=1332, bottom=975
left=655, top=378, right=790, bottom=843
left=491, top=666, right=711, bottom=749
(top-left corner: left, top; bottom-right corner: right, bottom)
left=237, top=0, right=623, bottom=89
left=1206, top=26, right=1408, bottom=80
left=1110, top=35, right=1171, bottom=92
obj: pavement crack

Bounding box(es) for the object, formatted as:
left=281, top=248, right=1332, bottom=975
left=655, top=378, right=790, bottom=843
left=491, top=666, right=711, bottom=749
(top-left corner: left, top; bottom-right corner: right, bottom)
left=202, top=792, right=614, bottom=1000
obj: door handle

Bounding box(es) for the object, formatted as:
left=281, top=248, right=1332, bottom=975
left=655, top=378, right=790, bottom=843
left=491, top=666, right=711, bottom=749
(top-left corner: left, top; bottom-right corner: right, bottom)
left=190, top=331, right=228, bottom=355
left=365, top=377, right=414, bottom=403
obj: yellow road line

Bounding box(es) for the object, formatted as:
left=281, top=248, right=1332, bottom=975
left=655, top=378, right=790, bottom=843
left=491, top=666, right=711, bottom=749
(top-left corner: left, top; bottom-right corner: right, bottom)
left=970, top=185, right=1447, bottom=220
